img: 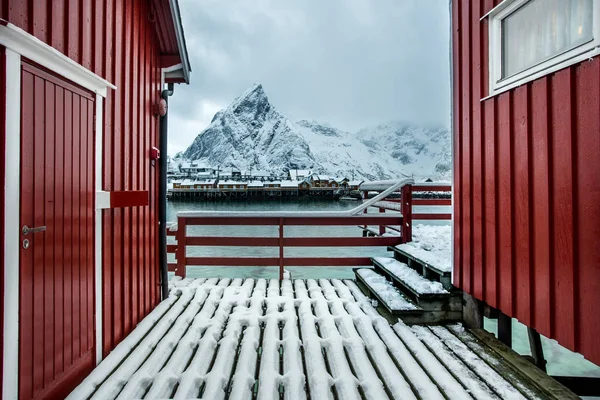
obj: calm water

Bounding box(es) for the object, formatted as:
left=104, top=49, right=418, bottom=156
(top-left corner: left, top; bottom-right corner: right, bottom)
left=167, top=199, right=393, bottom=279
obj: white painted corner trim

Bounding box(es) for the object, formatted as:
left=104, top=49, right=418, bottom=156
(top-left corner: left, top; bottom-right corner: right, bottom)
left=0, top=22, right=116, bottom=97
left=3, top=48, right=21, bottom=400
left=94, top=95, right=104, bottom=365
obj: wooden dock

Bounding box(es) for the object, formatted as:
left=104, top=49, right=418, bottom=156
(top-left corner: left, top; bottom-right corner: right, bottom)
left=68, top=278, right=575, bottom=400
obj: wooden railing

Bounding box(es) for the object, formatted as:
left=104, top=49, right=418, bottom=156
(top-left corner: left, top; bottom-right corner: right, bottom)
left=166, top=181, right=451, bottom=279
left=167, top=179, right=414, bottom=279
left=360, top=182, right=452, bottom=239
left=167, top=212, right=404, bottom=279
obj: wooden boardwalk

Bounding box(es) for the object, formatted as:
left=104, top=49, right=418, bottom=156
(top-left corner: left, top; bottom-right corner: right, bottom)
left=69, top=278, right=568, bottom=400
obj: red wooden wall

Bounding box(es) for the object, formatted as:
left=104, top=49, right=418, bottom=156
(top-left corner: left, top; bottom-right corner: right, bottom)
left=0, top=0, right=163, bottom=358
left=453, top=0, right=600, bottom=366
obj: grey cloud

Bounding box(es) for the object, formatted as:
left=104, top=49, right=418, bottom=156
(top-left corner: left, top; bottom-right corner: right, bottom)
left=168, top=0, right=450, bottom=154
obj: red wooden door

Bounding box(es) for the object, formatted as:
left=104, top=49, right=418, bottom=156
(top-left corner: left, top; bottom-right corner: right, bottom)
left=19, top=62, right=95, bottom=400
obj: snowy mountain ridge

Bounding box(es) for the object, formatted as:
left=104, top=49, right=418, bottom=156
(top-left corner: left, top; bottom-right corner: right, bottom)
left=181, top=84, right=451, bottom=181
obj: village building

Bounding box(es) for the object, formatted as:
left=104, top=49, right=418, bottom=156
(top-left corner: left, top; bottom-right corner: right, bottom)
left=180, top=161, right=214, bottom=176
left=347, top=180, right=364, bottom=191
left=247, top=180, right=264, bottom=189
left=250, top=170, right=273, bottom=181
left=194, top=179, right=217, bottom=190
left=288, top=169, right=312, bottom=180
left=281, top=180, right=300, bottom=190
left=298, top=180, right=311, bottom=191
left=264, top=181, right=282, bottom=189
left=217, top=180, right=248, bottom=192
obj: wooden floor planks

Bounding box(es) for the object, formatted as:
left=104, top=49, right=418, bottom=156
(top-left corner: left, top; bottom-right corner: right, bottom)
left=69, top=278, right=552, bottom=400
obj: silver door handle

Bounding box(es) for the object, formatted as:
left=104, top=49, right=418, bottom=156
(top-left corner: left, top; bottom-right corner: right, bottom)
left=22, top=225, right=46, bottom=235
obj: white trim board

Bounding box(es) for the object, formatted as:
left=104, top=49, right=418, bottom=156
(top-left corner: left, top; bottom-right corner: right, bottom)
left=0, top=22, right=116, bottom=97
left=168, top=0, right=191, bottom=84
left=94, top=94, right=104, bottom=365
left=481, top=48, right=600, bottom=101
left=3, top=48, right=21, bottom=400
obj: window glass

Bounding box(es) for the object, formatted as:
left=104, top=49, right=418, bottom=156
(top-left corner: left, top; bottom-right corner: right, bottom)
left=501, top=0, right=593, bottom=78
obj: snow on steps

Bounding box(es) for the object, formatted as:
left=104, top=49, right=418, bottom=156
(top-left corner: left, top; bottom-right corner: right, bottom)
left=67, top=277, right=555, bottom=400
left=372, top=257, right=448, bottom=297
left=370, top=258, right=461, bottom=322
left=354, top=268, right=421, bottom=314
left=356, top=259, right=461, bottom=324
left=388, top=224, right=453, bottom=288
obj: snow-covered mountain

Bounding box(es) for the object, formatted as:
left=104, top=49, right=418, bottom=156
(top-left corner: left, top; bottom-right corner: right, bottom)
left=181, top=84, right=450, bottom=181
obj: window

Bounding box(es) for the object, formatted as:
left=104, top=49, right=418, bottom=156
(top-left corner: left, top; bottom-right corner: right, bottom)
left=488, top=0, right=599, bottom=96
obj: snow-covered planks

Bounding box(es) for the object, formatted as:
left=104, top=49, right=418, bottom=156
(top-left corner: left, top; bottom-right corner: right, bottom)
left=355, top=268, right=420, bottom=313
left=372, top=257, right=448, bottom=296
left=70, top=278, right=550, bottom=400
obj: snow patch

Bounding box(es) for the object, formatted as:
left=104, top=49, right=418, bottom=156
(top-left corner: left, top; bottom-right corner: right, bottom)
left=396, top=224, right=452, bottom=272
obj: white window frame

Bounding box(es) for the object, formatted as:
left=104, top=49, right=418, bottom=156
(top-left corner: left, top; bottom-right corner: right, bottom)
left=485, top=0, right=600, bottom=98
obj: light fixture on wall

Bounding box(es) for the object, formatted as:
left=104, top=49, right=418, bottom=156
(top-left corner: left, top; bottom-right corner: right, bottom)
left=153, top=98, right=167, bottom=117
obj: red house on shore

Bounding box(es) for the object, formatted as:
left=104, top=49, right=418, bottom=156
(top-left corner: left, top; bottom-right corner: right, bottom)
left=0, top=0, right=190, bottom=398
left=453, top=0, right=600, bottom=366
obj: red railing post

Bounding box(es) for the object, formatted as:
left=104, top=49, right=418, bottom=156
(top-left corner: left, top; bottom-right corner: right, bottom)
left=279, top=218, right=284, bottom=280
left=176, top=216, right=187, bottom=277
left=379, top=206, right=385, bottom=235
left=401, top=185, right=413, bottom=243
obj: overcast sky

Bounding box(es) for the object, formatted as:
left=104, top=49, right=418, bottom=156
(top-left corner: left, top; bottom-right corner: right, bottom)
left=168, top=0, right=451, bottom=155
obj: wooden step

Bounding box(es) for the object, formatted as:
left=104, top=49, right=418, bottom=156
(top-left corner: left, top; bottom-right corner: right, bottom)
left=354, top=265, right=461, bottom=324
left=371, top=258, right=461, bottom=320
left=354, top=268, right=422, bottom=317
left=387, top=246, right=452, bottom=289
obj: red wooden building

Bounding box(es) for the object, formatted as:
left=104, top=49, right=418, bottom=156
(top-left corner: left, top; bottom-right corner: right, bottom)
left=453, top=0, right=600, bottom=366
left=0, top=0, right=190, bottom=398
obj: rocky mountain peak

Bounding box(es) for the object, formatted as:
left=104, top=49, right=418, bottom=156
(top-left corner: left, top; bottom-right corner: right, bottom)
left=227, top=83, right=271, bottom=121
left=181, top=84, right=451, bottom=181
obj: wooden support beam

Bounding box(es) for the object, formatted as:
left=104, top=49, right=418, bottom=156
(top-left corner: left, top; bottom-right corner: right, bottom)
left=498, top=312, right=512, bottom=348
left=527, top=327, right=547, bottom=372
left=463, top=292, right=483, bottom=329
left=279, top=218, right=284, bottom=280
left=175, top=217, right=187, bottom=278
left=483, top=304, right=500, bottom=319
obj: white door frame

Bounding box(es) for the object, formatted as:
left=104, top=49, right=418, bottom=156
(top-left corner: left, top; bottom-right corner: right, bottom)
left=0, top=22, right=115, bottom=400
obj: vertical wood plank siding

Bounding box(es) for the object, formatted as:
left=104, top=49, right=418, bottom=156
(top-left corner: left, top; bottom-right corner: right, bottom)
left=454, top=0, right=600, bottom=365
left=19, top=63, right=96, bottom=400
left=0, top=0, right=162, bottom=358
